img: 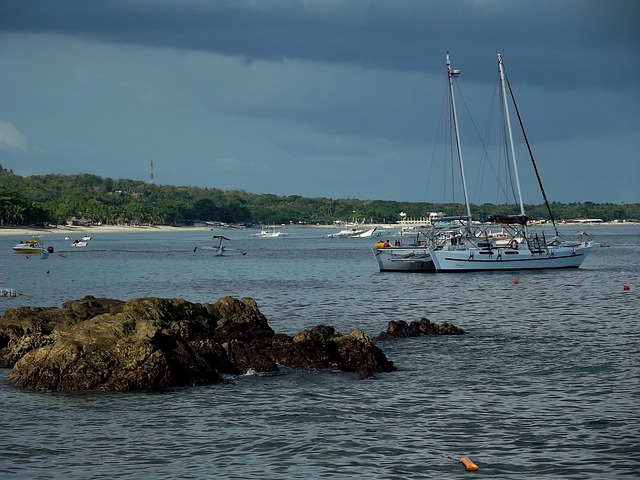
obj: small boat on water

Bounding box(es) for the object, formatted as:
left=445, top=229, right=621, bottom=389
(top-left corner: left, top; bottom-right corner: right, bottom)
left=373, top=244, right=436, bottom=272
left=327, top=227, right=381, bottom=238
left=252, top=225, right=290, bottom=237
left=81, top=236, right=92, bottom=241
left=13, top=239, right=43, bottom=254
left=194, top=235, right=246, bottom=256
left=71, top=240, right=88, bottom=247
left=12, top=238, right=54, bottom=256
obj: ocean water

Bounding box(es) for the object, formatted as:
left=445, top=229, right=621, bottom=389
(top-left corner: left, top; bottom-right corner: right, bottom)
left=1, top=225, right=639, bottom=479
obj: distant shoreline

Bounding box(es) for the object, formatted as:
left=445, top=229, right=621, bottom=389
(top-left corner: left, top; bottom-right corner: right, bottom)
left=0, top=224, right=214, bottom=237
left=0, top=221, right=636, bottom=238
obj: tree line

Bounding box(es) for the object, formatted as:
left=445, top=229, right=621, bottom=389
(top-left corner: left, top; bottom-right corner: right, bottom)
left=0, top=167, right=638, bottom=227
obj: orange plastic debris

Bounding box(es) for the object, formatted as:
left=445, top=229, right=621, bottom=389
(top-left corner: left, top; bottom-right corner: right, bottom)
left=459, top=457, right=479, bottom=471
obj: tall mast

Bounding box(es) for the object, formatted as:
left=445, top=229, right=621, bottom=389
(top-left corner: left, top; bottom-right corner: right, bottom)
left=504, top=66, right=560, bottom=237
left=498, top=53, right=526, bottom=218
left=446, top=53, right=473, bottom=225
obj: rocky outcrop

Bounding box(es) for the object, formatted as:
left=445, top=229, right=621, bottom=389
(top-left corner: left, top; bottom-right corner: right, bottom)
left=374, top=318, right=466, bottom=340
left=0, top=296, right=395, bottom=391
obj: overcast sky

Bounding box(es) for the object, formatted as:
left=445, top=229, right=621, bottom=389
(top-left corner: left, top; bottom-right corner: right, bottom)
left=1, top=0, right=638, bottom=205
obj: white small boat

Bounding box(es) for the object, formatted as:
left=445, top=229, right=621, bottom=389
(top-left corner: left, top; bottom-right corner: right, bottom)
left=81, top=236, right=92, bottom=241
left=326, top=228, right=364, bottom=238
left=71, top=240, right=88, bottom=247
left=372, top=234, right=436, bottom=272
left=372, top=245, right=435, bottom=272
left=327, top=227, right=379, bottom=238
left=354, top=227, right=379, bottom=238
left=252, top=226, right=290, bottom=237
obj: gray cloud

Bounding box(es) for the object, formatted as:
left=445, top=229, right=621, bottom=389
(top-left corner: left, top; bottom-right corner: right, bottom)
left=2, top=0, right=638, bottom=86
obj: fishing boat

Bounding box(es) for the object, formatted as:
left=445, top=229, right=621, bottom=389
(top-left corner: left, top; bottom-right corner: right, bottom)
left=425, top=53, right=593, bottom=272
left=251, top=225, right=290, bottom=237
left=329, top=226, right=380, bottom=238
left=194, top=235, right=246, bottom=256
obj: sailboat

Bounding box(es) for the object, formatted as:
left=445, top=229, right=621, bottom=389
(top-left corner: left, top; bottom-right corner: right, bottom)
left=370, top=53, right=477, bottom=273
left=425, top=53, right=594, bottom=272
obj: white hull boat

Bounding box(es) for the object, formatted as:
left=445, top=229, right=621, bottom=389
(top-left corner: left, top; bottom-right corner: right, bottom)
left=426, top=54, right=594, bottom=272
left=372, top=245, right=435, bottom=272
left=428, top=242, right=592, bottom=272
left=374, top=53, right=594, bottom=273
left=252, top=226, right=290, bottom=237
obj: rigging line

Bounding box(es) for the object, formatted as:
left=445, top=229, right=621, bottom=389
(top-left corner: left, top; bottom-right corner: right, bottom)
left=455, top=76, right=513, bottom=206
left=478, top=77, right=499, bottom=204
left=424, top=81, right=449, bottom=203
left=504, top=74, right=559, bottom=236
left=486, top=75, right=514, bottom=206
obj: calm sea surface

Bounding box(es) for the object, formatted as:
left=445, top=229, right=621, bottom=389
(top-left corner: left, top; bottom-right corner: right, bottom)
left=1, top=225, right=639, bottom=479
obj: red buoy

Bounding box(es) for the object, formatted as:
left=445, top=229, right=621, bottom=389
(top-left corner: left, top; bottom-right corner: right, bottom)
left=513, top=279, right=519, bottom=284
left=623, top=285, right=630, bottom=291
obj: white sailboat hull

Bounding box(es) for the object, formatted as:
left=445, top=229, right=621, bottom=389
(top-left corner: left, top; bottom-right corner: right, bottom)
left=428, top=242, right=594, bottom=272
left=372, top=247, right=436, bottom=272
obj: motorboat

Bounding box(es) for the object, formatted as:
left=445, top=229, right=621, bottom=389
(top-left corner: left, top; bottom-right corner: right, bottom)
left=13, top=239, right=43, bottom=254
left=12, top=238, right=54, bottom=256
left=372, top=243, right=435, bottom=272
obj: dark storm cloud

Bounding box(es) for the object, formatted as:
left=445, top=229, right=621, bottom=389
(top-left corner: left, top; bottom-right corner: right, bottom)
left=2, top=0, right=638, bottom=88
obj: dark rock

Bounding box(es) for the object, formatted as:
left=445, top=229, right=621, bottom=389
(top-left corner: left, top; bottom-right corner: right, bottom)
left=374, top=318, right=465, bottom=341
left=268, top=325, right=394, bottom=377
left=0, top=296, right=395, bottom=391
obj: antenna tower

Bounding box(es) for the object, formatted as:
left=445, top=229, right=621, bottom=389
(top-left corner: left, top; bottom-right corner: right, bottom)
left=149, top=160, right=155, bottom=184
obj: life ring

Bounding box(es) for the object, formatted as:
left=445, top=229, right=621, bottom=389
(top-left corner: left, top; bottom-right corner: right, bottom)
left=509, top=239, right=518, bottom=250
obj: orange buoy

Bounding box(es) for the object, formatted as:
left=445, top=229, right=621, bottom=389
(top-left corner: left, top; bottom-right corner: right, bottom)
left=459, top=457, right=479, bottom=471
left=623, top=285, right=630, bottom=291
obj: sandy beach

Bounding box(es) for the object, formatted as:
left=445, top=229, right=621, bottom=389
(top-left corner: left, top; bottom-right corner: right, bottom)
left=0, top=224, right=215, bottom=237
left=1, top=220, right=635, bottom=238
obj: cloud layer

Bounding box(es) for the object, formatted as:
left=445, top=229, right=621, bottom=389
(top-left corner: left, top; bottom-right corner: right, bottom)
left=1, top=0, right=638, bottom=203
